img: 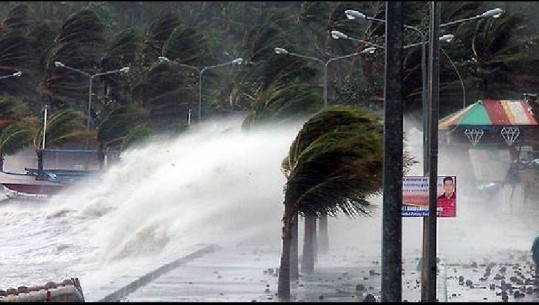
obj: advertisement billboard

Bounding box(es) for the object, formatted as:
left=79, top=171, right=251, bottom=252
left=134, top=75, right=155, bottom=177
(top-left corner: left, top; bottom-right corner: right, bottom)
left=402, top=175, right=457, bottom=217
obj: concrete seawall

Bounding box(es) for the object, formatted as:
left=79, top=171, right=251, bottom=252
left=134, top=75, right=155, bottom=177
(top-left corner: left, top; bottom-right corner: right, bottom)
left=0, top=278, right=85, bottom=302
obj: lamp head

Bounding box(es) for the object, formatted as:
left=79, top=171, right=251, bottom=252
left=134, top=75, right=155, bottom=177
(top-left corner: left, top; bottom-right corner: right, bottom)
left=13, top=71, right=22, bottom=77
left=330, top=30, right=348, bottom=40
left=345, top=9, right=366, bottom=20
left=362, top=47, right=377, bottom=54
left=158, top=56, right=170, bottom=63
left=119, top=67, right=130, bottom=73
left=274, top=47, right=288, bottom=55
left=439, top=34, right=454, bottom=43
left=54, top=61, right=65, bottom=68
left=481, top=8, right=503, bottom=19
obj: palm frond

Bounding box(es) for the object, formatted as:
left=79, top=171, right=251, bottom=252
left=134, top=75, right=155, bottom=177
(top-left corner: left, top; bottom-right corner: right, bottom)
left=0, top=116, right=38, bottom=154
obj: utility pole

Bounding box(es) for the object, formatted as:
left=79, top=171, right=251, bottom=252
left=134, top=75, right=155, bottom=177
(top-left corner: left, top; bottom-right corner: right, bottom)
left=381, top=1, right=404, bottom=302
left=427, top=1, right=441, bottom=302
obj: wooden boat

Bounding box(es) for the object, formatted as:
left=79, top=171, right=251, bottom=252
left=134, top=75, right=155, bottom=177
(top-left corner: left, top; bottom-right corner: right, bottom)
left=0, top=160, right=97, bottom=197
left=0, top=106, right=118, bottom=197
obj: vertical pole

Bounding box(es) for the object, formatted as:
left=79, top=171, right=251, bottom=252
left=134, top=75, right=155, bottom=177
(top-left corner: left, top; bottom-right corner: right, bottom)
left=85, top=76, right=93, bottom=169
left=420, top=27, right=430, bottom=303
left=318, top=216, right=329, bottom=254
left=42, top=105, right=48, bottom=150
left=87, top=77, right=93, bottom=135
left=427, top=1, right=441, bottom=302
left=381, top=1, right=404, bottom=302
left=198, top=71, right=203, bottom=123
left=323, top=63, right=328, bottom=107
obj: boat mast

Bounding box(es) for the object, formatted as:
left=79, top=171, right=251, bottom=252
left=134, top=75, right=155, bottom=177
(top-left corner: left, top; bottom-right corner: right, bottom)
left=42, top=105, right=48, bottom=150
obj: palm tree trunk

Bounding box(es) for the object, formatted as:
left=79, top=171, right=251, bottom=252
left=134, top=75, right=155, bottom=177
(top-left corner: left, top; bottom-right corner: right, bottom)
left=0, top=150, right=4, bottom=171
left=290, top=214, right=299, bottom=281
left=301, top=213, right=316, bottom=274
left=98, top=142, right=105, bottom=170
left=277, top=205, right=294, bottom=300
left=318, top=215, right=329, bottom=255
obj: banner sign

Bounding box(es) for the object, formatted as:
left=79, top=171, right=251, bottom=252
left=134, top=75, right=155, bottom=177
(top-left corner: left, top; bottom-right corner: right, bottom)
left=402, top=175, right=457, bottom=217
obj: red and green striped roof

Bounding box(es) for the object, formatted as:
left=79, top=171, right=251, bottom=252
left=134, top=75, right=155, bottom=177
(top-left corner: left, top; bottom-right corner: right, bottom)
left=439, top=99, right=537, bottom=130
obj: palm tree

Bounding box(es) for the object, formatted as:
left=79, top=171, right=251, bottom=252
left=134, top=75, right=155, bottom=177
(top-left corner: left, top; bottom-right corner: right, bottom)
left=277, top=105, right=385, bottom=300
left=0, top=105, right=88, bottom=172
left=141, top=12, right=181, bottom=60
left=0, top=95, right=31, bottom=170
left=242, top=82, right=322, bottom=130
left=280, top=157, right=300, bottom=281
left=277, top=104, right=417, bottom=298
left=97, top=103, right=151, bottom=161
left=41, top=8, right=106, bottom=111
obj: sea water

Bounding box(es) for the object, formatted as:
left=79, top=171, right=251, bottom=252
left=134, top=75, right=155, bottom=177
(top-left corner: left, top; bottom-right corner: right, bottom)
left=0, top=117, right=300, bottom=292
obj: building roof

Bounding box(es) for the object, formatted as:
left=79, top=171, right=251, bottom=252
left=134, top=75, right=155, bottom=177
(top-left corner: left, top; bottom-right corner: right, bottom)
left=439, top=99, right=538, bottom=130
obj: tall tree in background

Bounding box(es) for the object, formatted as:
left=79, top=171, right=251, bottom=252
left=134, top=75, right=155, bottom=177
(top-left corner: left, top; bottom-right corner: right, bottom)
left=0, top=4, right=39, bottom=104
left=0, top=1, right=538, bottom=150
left=42, top=9, right=107, bottom=112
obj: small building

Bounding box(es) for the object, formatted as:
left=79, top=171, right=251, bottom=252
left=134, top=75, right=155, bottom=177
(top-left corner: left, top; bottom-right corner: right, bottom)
left=437, top=96, right=539, bottom=204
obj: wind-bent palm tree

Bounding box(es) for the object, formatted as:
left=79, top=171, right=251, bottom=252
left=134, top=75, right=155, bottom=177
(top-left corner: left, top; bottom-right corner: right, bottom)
left=0, top=95, right=31, bottom=170
left=0, top=105, right=88, bottom=171
left=277, top=105, right=385, bottom=300
left=97, top=104, right=152, bottom=158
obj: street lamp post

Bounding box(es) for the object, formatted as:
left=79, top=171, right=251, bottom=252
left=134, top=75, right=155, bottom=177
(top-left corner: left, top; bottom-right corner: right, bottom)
left=274, top=46, right=376, bottom=107
left=198, top=58, right=243, bottom=122
left=331, top=29, right=452, bottom=177
left=200, top=58, right=243, bottom=122
left=158, top=56, right=243, bottom=123
left=441, top=48, right=466, bottom=109
left=158, top=56, right=201, bottom=126
left=331, top=30, right=454, bottom=50
left=345, top=6, right=503, bottom=138
left=345, top=5, right=503, bottom=118
left=54, top=61, right=130, bottom=151
left=345, top=5, right=504, bottom=302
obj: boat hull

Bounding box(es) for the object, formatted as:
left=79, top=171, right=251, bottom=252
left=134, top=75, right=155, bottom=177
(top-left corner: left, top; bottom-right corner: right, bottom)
left=0, top=171, right=66, bottom=197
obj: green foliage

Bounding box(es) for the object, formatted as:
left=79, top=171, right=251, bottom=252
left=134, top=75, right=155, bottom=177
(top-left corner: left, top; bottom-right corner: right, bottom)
left=121, top=125, right=153, bottom=150
left=0, top=1, right=538, bottom=151
left=0, top=29, right=35, bottom=95
left=132, top=64, right=193, bottom=131
left=162, top=24, right=211, bottom=66
left=0, top=95, right=29, bottom=119
left=43, top=9, right=107, bottom=110
left=468, top=12, right=539, bottom=96
left=97, top=104, right=150, bottom=147
left=0, top=116, right=37, bottom=154
left=55, top=9, right=106, bottom=46
left=142, top=12, right=181, bottom=60
left=33, top=108, right=88, bottom=149
left=27, top=21, right=58, bottom=70
left=2, top=3, right=31, bottom=31
left=102, top=28, right=147, bottom=103
left=282, top=105, right=384, bottom=218
left=242, top=82, right=322, bottom=130
left=0, top=107, right=87, bottom=156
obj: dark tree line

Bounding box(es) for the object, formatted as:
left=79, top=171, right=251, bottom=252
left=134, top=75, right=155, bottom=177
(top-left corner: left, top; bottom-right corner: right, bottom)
left=0, top=1, right=537, bottom=152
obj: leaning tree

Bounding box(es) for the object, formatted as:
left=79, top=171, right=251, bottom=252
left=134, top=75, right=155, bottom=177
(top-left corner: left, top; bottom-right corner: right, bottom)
left=277, top=104, right=415, bottom=300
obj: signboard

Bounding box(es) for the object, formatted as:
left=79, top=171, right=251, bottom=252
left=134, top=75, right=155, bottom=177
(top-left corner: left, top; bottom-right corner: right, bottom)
left=402, top=176, right=457, bottom=217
